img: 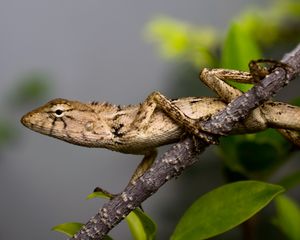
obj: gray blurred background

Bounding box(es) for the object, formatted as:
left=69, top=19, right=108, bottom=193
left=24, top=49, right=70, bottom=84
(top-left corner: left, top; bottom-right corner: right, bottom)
left=0, top=0, right=298, bottom=239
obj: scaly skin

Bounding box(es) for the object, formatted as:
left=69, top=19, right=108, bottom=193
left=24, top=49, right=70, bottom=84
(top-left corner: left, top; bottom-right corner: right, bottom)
left=21, top=67, right=300, bottom=180
left=21, top=96, right=300, bottom=154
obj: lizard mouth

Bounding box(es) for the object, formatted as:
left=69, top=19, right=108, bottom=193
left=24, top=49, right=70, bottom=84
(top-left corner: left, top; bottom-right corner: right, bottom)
left=20, top=113, right=31, bottom=128
left=20, top=112, right=52, bottom=135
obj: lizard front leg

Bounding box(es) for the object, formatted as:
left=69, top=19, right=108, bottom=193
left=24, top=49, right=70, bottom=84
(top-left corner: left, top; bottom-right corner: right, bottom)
left=132, top=91, right=218, bottom=144
left=93, top=150, right=157, bottom=198
left=127, top=91, right=218, bottom=185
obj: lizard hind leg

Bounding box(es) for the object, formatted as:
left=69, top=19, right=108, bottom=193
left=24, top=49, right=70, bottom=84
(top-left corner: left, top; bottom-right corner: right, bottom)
left=200, top=68, right=254, bottom=103
left=200, top=68, right=247, bottom=103
left=199, top=59, right=289, bottom=103
left=201, top=62, right=300, bottom=147
left=92, top=150, right=158, bottom=201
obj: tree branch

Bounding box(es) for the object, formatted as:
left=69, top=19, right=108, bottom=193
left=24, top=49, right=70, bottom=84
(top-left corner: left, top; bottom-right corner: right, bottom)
left=70, top=43, right=300, bottom=240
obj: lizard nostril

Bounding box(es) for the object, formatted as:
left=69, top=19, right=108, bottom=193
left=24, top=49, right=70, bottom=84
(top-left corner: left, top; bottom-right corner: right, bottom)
left=20, top=114, right=29, bottom=126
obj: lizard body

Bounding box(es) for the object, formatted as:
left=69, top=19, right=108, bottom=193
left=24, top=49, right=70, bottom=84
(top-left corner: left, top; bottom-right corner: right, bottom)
left=21, top=96, right=300, bottom=154
left=21, top=66, right=300, bottom=181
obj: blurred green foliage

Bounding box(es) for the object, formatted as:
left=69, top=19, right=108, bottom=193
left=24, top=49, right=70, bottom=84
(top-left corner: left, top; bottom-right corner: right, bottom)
left=278, top=170, right=300, bottom=190
left=0, top=119, right=16, bottom=146
left=219, top=129, right=292, bottom=180
left=11, top=71, right=51, bottom=105
left=221, top=21, right=261, bottom=91
left=145, top=17, right=217, bottom=66
left=273, top=195, right=300, bottom=240
left=145, top=0, right=300, bottom=68
left=0, top=71, right=51, bottom=149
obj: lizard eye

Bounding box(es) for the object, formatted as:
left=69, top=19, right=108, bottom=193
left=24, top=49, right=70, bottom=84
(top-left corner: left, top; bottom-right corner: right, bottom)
left=54, top=109, right=64, bottom=117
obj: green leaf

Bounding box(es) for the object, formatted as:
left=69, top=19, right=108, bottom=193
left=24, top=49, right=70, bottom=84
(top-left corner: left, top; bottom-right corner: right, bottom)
left=52, top=222, right=113, bottom=239
left=52, top=222, right=83, bottom=237
left=126, top=208, right=157, bottom=240
left=171, top=181, right=284, bottom=240
left=86, top=188, right=113, bottom=200
left=221, top=21, right=262, bottom=92
left=273, top=195, right=300, bottom=240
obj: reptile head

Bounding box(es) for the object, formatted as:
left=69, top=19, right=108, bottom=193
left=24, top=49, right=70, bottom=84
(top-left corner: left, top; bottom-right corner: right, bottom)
left=21, top=98, right=111, bottom=147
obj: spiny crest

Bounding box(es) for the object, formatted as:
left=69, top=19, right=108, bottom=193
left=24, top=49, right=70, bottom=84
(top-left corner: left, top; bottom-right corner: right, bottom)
left=89, top=100, right=136, bottom=110
left=89, top=101, right=112, bottom=107
left=90, top=101, right=99, bottom=106
left=89, top=100, right=121, bottom=112
left=89, top=101, right=112, bottom=106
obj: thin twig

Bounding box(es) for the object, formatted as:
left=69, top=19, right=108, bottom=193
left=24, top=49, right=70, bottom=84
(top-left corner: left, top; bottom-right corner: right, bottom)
left=70, top=43, right=300, bottom=240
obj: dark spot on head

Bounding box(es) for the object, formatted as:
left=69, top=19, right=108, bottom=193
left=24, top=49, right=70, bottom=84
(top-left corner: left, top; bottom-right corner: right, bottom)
left=60, top=117, right=67, bottom=129
left=50, top=117, right=58, bottom=134
left=112, top=123, right=125, bottom=137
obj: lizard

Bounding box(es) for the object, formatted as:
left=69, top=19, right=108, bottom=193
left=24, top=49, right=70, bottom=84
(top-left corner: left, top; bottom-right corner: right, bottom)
left=21, top=62, right=300, bottom=183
